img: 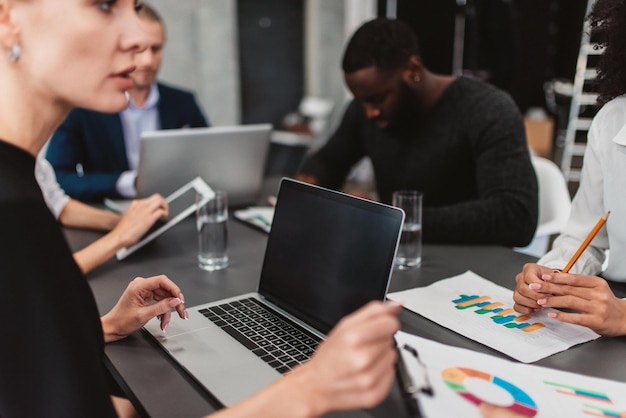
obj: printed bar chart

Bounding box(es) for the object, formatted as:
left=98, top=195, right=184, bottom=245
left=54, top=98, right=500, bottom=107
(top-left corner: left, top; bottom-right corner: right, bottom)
left=389, top=271, right=602, bottom=362
left=544, top=381, right=619, bottom=417
left=544, top=381, right=612, bottom=403
left=452, top=295, right=546, bottom=332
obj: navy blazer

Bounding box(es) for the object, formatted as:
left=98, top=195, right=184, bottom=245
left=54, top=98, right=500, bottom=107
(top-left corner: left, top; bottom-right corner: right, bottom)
left=46, top=82, right=209, bottom=202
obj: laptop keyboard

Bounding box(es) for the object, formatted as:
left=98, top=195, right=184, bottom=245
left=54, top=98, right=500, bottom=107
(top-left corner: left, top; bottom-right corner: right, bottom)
left=199, top=298, right=321, bottom=374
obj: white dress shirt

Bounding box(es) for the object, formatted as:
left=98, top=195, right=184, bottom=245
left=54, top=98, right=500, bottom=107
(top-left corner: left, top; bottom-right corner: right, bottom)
left=116, top=83, right=160, bottom=198
left=539, top=96, right=626, bottom=281
left=35, top=156, right=70, bottom=220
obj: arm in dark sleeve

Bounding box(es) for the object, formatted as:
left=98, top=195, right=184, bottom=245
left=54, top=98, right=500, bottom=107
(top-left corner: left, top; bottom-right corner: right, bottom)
left=0, top=202, right=117, bottom=417
left=422, top=92, right=539, bottom=247
left=46, top=111, right=121, bottom=202
left=298, top=100, right=367, bottom=190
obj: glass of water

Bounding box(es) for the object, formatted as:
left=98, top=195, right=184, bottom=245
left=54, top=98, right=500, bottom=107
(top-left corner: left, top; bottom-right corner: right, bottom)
left=392, top=190, right=423, bottom=269
left=197, top=190, right=229, bottom=271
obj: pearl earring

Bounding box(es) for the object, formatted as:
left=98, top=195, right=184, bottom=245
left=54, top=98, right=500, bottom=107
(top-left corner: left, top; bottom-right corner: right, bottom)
left=8, top=44, right=21, bottom=62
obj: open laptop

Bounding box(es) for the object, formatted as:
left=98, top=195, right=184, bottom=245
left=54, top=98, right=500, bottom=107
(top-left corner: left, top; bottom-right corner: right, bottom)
left=136, top=124, right=272, bottom=207
left=144, top=178, right=405, bottom=406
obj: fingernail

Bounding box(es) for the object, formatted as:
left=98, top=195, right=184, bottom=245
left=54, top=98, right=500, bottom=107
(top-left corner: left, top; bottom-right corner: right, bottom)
left=552, top=269, right=561, bottom=274
left=537, top=298, right=547, bottom=305
left=541, top=274, right=553, bottom=281
left=179, top=293, right=185, bottom=304
left=534, top=308, right=542, bottom=312
left=548, top=312, right=557, bottom=318
left=168, top=297, right=182, bottom=308
left=184, top=310, right=189, bottom=320
left=529, top=283, right=541, bottom=290
left=161, top=322, right=169, bottom=332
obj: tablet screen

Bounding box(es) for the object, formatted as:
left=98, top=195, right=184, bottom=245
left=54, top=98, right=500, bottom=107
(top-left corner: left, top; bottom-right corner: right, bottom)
left=116, top=177, right=214, bottom=260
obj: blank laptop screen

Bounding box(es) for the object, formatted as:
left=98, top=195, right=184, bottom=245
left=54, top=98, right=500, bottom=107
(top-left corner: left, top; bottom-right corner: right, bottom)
left=259, top=179, right=403, bottom=334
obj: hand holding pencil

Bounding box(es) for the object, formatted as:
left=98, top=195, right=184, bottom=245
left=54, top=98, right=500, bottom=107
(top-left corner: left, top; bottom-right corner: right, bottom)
left=511, top=210, right=626, bottom=336
left=561, top=211, right=610, bottom=273
left=513, top=211, right=610, bottom=317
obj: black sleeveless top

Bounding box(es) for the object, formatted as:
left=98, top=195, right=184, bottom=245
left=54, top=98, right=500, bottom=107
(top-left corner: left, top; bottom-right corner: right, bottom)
left=0, top=139, right=116, bottom=417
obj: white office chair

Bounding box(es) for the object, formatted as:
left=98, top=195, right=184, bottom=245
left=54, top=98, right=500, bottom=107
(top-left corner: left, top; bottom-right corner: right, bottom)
left=514, top=155, right=572, bottom=257
left=266, top=97, right=335, bottom=176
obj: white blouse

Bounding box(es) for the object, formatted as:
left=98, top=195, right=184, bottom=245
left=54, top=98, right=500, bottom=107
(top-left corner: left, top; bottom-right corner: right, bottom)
left=34, top=156, right=70, bottom=220
left=539, top=96, right=626, bottom=281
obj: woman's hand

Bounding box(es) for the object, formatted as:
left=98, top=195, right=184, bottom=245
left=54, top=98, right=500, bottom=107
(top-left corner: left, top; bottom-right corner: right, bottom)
left=513, top=263, right=559, bottom=314
left=478, top=402, right=527, bottom=418
left=215, top=301, right=402, bottom=418
left=101, top=275, right=188, bottom=342
left=480, top=403, right=626, bottom=418
left=527, top=272, right=626, bottom=336
left=110, top=194, right=169, bottom=247
left=293, top=301, right=402, bottom=416
left=479, top=403, right=532, bottom=418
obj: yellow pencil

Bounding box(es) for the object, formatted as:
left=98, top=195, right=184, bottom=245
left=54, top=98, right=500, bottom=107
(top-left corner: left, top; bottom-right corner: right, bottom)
left=562, top=211, right=610, bottom=273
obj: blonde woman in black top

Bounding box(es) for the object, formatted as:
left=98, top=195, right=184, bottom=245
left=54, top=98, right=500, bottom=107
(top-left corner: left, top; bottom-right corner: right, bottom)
left=0, top=1, right=401, bottom=417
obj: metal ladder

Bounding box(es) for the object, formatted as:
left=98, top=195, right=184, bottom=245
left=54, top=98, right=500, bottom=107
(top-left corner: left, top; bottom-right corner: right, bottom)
left=559, top=0, right=602, bottom=187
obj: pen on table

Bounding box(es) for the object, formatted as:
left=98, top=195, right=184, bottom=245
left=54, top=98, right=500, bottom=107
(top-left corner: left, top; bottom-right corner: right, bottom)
left=562, top=211, right=610, bottom=273
left=394, top=339, right=422, bottom=418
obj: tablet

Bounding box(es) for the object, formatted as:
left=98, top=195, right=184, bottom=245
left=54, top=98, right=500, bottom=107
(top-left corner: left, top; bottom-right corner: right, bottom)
left=115, top=177, right=215, bottom=260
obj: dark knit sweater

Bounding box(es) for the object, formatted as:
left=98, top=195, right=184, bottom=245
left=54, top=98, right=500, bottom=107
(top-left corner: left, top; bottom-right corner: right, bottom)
left=300, top=77, right=538, bottom=246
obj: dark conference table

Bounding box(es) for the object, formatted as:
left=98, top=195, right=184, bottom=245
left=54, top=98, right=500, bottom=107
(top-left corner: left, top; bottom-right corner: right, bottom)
left=65, top=214, right=626, bottom=418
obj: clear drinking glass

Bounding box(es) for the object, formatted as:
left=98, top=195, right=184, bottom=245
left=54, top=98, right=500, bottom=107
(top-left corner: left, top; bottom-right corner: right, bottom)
left=392, top=190, right=423, bottom=269
left=197, top=190, right=229, bottom=271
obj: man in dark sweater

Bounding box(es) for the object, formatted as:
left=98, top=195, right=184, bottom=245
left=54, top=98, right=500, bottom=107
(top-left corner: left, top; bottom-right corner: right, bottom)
left=297, top=18, right=538, bottom=247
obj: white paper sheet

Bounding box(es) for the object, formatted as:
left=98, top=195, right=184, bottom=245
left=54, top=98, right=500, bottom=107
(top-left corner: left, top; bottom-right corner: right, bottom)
left=233, top=206, right=274, bottom=233
left=395, top=331, right=626, bottom=418
left=388, top=271, right=600, bottom=363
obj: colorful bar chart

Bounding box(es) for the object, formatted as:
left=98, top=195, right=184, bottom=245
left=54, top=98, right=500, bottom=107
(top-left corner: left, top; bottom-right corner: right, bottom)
left=544, top=381, right=612, bottom=403
left=452, top=295, right=545, bottom=332
left=544, top=381, right=619, bottom=417
left=583, top=405, right=622, bottom=417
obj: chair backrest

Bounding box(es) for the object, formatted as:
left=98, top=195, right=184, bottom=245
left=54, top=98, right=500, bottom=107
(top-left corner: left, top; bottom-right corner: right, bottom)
left=515, top=155, right=571, bottom=257
left=298, top=96, right=334, bottom=136
left=532, top=155, right=571, bottom=237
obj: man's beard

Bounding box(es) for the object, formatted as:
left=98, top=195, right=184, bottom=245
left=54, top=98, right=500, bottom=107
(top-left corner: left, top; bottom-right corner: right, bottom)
left=385, top=82, right=423, bottom=135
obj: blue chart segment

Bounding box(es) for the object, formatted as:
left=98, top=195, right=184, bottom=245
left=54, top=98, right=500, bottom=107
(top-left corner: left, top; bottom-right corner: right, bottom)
left=452, top=295, right=546, bottom=332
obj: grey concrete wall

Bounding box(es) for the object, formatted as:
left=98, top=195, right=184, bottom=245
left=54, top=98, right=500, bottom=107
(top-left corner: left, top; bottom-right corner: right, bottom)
left=147, top=0, right=373, bottom=127
left=305, top=0, right=375, bottom=141
left=149, top=0, right=239, bottom=126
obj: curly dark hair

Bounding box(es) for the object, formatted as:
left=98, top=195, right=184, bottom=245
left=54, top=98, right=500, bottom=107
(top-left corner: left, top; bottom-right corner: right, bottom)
left=341, top=18, right=421, bottom=74
left=588, top=0, right=626, bottom=105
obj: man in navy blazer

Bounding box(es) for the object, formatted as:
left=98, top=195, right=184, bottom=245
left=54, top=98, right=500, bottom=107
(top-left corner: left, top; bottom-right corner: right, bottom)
left=46, top=83, right=207, bottom=202
left=46, top=4, right=208, bottom=202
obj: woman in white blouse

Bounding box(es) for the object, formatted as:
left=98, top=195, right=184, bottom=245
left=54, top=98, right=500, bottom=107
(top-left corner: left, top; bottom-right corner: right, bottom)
left=35, top=156, right=168, bottom=273
left=513, top=0, right=626, bottom=337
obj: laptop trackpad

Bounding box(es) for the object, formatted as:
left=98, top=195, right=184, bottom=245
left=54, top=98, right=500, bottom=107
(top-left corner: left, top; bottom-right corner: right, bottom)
left=146, top=320, right=280, bottom=406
